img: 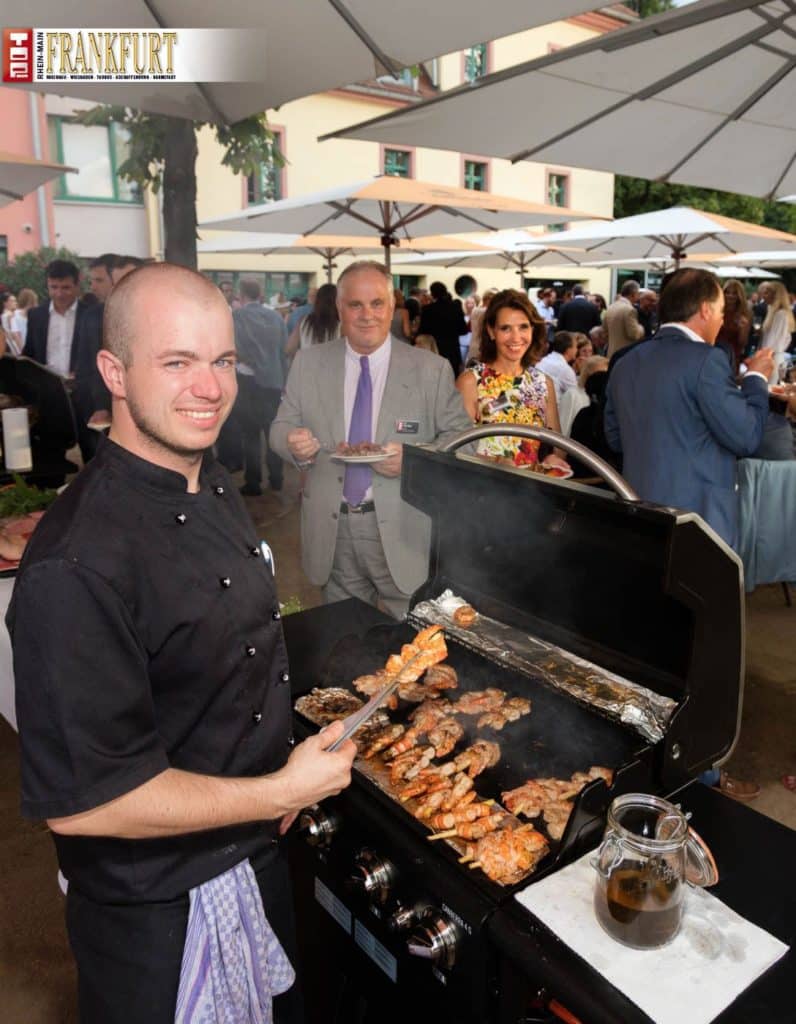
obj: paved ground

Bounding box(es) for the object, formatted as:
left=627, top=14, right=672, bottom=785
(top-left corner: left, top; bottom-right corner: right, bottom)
left=0, top=465, right=793, bottom=1022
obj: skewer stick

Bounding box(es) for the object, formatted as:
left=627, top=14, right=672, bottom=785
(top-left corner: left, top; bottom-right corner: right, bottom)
left=469, top=861, right=482, bottom=869
left=428, top=829, right=458, bottom=840
left=458, top=854, right=472, bottom=863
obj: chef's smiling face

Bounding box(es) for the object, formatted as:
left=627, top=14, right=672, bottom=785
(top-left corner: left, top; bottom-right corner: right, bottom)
left=337, top=268, right=395, bottom=355
left=102, top=272, right=238, bottom=480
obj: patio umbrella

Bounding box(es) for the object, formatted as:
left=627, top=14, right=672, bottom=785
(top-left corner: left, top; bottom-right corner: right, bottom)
left=530, top=207, right=796, bottom=268
left=9, top=1, right=600, bottom=124
left=0, top=150, right=75, bottom=207
left=391, top=230, right=585, bottom=277
left=199, top=176, right=603, bottom=270
left=328, top=0, right=796, bottom=200
left=198, top=231, right=491, bottom=282
left=711, top=250, right=796, bottom=267
left=580, top=255, right=781, bottom=278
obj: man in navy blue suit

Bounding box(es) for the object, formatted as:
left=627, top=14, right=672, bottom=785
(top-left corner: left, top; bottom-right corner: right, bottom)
left=605, top=268, right=774, bottom=551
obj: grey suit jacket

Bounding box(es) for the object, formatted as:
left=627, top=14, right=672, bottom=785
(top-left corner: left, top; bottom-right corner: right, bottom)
left=270, top=337, right=471, bottom=593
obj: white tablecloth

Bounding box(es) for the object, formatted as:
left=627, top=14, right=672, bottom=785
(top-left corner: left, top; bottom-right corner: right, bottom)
left=0, top=576, right=16, bottom=730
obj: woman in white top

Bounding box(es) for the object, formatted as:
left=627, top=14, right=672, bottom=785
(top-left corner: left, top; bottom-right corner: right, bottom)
left=558, top=355, right=609, bottom=436
left=286, top=283, right=340, bottom=359
left=9, top=288, right=37, bottom=354
left=760, top=282, right=795, bottom=383
left=0, top=293, right=22, bottom=356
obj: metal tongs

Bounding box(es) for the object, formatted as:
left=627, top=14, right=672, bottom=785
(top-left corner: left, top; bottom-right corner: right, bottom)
left=328, top=626, right=444, bottom=751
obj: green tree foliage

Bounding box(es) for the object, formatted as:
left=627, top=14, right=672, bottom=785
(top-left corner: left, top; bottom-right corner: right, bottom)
left=623, top=0, right=674, bottom=16
left=0, top=246, right=84, bottom=298
left=74, top=106, right=283, bottom=269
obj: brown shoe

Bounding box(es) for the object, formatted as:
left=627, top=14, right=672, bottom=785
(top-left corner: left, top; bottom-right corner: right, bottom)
left=719, top=770, right=761, bottom=801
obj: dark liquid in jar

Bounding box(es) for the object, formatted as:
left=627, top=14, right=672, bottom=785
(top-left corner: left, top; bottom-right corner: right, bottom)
left=595, top=867, right=682, bottom=949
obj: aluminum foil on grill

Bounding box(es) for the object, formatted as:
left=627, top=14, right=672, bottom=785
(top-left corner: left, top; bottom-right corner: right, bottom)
left=409, top=590, right=676, bottom=743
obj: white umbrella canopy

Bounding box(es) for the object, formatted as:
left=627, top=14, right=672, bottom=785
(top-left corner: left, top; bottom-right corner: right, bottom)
left=531, top=207, right=796, bottom=265
left=198, top=231, right=491, bottom=281
left=328, top=0, right=796, bottom=200
left=580, top=256, right=781, bottom=278
left=711, top=249, right=796, bottom=266
left=9, top=1, right=600, bottom=123
left=391, top=229, right=585, bottom=275
left=199, top=176, right=604, bottom=269
left=0, top=150, right=75, bottom=207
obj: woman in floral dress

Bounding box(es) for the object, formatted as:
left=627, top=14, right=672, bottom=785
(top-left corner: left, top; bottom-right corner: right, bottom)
left=456, top=289, right=568, bottom=470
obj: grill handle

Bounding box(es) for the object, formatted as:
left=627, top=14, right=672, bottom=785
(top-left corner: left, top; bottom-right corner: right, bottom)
left=435, top=425, right=639, bottom=502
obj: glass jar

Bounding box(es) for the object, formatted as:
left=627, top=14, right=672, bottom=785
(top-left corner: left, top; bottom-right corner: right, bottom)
left=592, top=793, right=718, bottom=950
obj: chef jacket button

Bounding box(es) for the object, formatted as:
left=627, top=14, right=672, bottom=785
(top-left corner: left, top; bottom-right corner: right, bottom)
left=214, top=485, right=225, bottom=496
left=252, top=710, right=263, bottom=724
left=250, top=546, right=261, bottom=557
left=279, top=670, right=290, bottom=684
left=246, top=646, right=256, bottom=657
left=270, top=837, right=279, bottom=847
left=175, top=513, right=187, bottom=525
left=287, top=735, right=296, bottom=748
left=272, top=608, right=281, bottom=621
left=220, top=577, right=232, bottom=589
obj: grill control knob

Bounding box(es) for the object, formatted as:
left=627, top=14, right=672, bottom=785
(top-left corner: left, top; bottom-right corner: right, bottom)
left=297, top=805, right=339, bottom=848
left=387, top=902, right=426, bottom=933
left=406, top=910, right=460, bottom=969
left=348, top=848, right=396, bottom=904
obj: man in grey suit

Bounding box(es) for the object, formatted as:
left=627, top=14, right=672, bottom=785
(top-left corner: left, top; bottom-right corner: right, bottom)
left=605, top=268, right=774, bottom=551
left=270, top=261, right=471, bottom=618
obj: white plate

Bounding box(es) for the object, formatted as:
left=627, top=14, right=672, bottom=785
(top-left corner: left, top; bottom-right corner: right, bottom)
left=330, top=452, right=390, bottom=464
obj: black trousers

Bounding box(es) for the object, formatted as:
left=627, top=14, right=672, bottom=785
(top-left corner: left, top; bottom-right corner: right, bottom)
left=65, top=843, right=304, bottom=1024
left=218, top=378, right=283, bottom=491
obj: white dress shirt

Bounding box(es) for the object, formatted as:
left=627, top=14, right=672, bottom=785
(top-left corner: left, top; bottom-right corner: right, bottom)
left=536, top=350, right=577, bottom=400
left=46, top=299, right=78, bottom=377
left=343, top=335, right=392, bottom=501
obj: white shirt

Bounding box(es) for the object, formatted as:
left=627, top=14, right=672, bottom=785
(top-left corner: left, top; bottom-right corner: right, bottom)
left=536, top=351, right=577, bottom=400
left=46, top=299, right=78, bottom=377
left=661, top=322, right=767, bottom=382
left=558, top=385, right=590, bottom=437
left=343, top=335, right=392, bottom=501
left=534, top=299, right=556, bottom=324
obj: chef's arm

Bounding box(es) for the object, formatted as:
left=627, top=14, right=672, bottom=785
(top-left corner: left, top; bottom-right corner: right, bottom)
left=48, top=721, right=356, bottom=839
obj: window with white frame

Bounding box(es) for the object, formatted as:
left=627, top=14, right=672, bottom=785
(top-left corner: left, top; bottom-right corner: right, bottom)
left=47, top=116, right=141, bottom=203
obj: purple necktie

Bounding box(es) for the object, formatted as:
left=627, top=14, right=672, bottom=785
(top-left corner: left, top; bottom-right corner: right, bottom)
left=344, top=355, right=372, bottom=506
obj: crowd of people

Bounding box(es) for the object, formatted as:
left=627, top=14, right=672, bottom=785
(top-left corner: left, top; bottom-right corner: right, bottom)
left=2, top=255, right=795, bottom=1022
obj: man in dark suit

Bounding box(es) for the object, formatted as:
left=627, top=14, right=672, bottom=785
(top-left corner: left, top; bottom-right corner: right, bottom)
left=23, top=259, right=85, bottom=372
left=557, top=283, right=602, bottom=335
left=419, top=281, right=467, bottom=376
left=605, top=268, right=774, bottom=551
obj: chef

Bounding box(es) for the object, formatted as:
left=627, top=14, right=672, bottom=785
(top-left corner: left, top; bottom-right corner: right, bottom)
left=7, top=262, right=356, bottom=1024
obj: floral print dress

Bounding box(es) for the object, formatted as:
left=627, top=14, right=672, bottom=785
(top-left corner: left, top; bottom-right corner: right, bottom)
left=468, top=361, right=548, bottom=466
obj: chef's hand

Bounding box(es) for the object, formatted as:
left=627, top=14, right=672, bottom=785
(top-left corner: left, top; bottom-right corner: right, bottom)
left=744, top=347, right=775, bottom=380
left=287, top=427, right=320, bottom=465
left=278, top=811, right=299, bottom=835
left=277, top=719, right=356, bottom=813
left=371, top=442, right=402, bottom=478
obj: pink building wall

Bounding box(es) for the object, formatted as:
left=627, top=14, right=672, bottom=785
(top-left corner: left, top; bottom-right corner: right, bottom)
left=0, top=87, right=56, bottom=258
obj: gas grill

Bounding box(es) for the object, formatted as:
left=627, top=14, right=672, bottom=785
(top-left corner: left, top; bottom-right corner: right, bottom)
left=282, top=433, right=747, bottom=1024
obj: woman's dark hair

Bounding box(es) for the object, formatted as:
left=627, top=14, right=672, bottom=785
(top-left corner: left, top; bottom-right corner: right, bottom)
left=454, top=274, right=478, bottom=298
left=479, top=289, right=546, bottom=369
left=591, top=293, right=607, bottom=313
left=429, top=281, right=449, bottom=302
left=305, top=283, right=339, bottom=344
left=658, top=268, right=722, bottom=324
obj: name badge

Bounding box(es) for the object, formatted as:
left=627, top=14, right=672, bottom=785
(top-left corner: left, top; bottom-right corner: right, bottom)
left=395, top=419, right=419, bottom=434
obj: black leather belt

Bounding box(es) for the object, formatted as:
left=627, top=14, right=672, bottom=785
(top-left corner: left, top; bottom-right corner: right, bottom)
left=340, top=500, right=375, bottom=514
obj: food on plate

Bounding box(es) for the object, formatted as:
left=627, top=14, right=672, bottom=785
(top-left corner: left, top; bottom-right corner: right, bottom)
left=335, top=441, right=388, bottom=456
left=501, top=765, right=613, bottom=840
left=294, top=687, right=364, bottom=725
left=452, top=604, right=477, bottom=627
left=476, top=696, right=531, bottom=731
left=461, top=824, right=549, bottom=884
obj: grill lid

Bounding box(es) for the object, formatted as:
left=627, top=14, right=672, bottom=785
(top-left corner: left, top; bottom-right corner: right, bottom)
left=401, top=444, right=744, bottom=786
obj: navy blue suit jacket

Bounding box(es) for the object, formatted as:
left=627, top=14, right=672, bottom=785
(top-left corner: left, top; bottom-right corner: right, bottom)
left=604, top=326, right=769, bottom=549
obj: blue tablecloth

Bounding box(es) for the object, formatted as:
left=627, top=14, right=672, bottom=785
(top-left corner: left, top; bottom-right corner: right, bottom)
left=738, top=459, right=796, bottom=592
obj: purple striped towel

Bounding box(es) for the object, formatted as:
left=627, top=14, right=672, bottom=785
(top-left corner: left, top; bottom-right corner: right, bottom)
left=175, top=859, right=295, bottom=1024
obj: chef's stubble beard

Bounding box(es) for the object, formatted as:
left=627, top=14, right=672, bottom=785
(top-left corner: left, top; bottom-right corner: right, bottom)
left=125, top=390, right=227, bottom=461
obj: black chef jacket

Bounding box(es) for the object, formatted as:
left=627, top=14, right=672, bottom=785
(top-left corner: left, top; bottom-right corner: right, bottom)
left=7, top=437, right=292, bottom=904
